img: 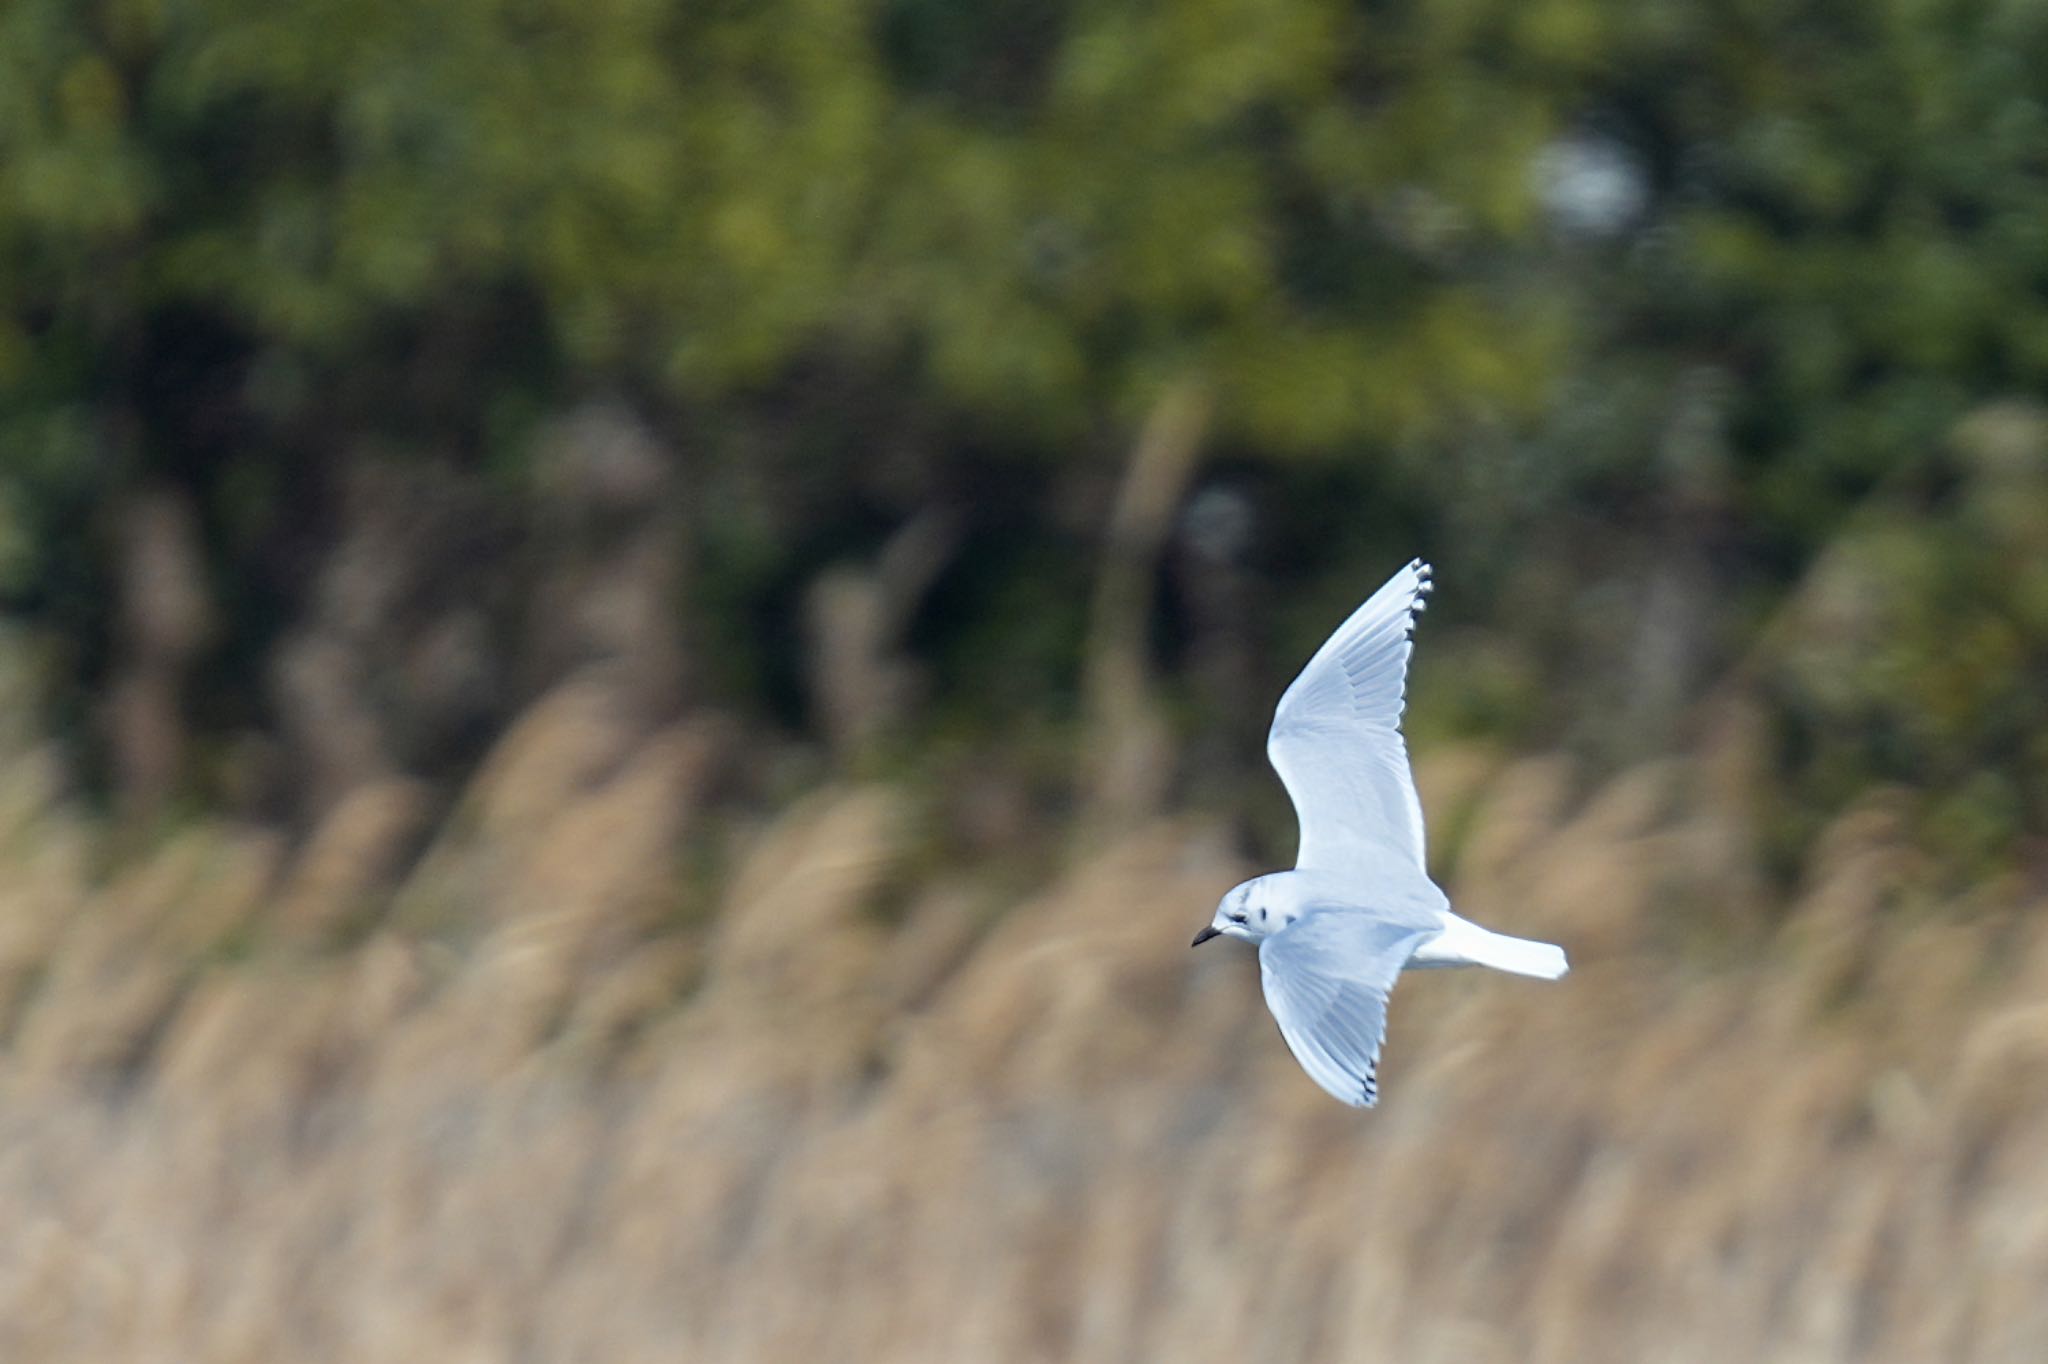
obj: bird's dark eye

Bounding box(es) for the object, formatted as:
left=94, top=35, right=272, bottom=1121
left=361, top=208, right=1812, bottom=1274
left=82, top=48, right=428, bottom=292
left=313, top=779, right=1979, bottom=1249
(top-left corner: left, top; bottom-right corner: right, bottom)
left=1228, top=913, right=1248, bottom=924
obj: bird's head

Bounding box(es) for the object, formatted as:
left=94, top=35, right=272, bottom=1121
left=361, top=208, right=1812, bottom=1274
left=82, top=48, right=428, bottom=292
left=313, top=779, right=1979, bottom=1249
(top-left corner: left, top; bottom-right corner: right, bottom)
left=1191, top=876, right=1292, bottom=947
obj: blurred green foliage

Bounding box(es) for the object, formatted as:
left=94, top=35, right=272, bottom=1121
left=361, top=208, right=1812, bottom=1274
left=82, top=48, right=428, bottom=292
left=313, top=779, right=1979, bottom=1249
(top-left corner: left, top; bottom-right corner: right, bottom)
left=3, top=0, right=2048, bottom=871
left=1761, top=404, right=2048, bottom=879
left=0, top=0, right=1571, bottom=440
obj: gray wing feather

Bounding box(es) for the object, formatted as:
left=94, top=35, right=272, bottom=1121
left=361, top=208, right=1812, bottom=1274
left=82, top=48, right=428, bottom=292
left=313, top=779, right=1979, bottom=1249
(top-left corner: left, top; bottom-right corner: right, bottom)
left=1267, top=559, right=1433, bottom=874
left=1259, top=910, right=1433, bottom=1107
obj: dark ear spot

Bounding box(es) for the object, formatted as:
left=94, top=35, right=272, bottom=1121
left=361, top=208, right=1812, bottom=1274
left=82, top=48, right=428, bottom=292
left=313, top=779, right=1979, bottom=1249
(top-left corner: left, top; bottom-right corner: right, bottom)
left=1257, top=907, right=1268, bottom=922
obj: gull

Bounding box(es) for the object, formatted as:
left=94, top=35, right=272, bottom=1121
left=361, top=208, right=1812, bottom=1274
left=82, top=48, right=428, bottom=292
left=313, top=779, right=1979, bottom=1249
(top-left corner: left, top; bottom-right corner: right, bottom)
left=1192, top=559, right=1567, bottom=1106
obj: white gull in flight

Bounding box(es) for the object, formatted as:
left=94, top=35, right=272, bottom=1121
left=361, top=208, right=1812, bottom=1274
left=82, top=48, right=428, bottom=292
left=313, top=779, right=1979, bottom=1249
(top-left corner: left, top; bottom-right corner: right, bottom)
left=1192, top=560, right=1568, bottom=1107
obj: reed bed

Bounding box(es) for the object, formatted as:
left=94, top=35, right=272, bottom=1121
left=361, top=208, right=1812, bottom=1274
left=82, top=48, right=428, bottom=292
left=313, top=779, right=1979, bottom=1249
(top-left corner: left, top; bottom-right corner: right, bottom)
left=0, top=676, right=2041, bottom=1362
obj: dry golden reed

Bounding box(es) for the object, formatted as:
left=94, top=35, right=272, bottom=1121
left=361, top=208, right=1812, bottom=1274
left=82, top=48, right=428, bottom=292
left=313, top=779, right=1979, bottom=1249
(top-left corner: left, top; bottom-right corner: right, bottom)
left=0, top=676, right=2042, bottom=1363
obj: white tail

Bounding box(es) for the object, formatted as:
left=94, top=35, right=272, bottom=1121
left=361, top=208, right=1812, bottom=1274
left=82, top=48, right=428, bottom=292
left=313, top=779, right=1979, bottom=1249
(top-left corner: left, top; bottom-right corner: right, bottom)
left=1411, top=916, right=1570, bottom=979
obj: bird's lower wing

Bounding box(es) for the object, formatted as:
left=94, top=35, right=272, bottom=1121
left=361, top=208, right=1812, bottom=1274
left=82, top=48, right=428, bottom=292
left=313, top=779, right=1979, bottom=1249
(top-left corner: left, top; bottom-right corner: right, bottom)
left=1258, top=911, right=1434, bottom=1107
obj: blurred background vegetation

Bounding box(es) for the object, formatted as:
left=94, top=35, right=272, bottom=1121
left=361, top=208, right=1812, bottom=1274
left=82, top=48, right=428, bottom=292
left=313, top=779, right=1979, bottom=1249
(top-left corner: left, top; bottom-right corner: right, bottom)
left=7, top=0, right=2047, bottom=872
left=3, top=1, right=2048, bottom=1359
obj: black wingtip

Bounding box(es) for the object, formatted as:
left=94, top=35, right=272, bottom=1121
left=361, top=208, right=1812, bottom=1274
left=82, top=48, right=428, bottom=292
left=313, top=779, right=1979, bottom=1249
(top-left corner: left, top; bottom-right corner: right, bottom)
left=1403, top=561, right=1434, bottom=640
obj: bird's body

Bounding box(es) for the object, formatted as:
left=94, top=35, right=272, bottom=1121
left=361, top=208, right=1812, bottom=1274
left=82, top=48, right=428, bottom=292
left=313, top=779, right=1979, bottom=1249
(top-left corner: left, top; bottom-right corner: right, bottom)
left=1192, top=559, right=1567, bottom=1107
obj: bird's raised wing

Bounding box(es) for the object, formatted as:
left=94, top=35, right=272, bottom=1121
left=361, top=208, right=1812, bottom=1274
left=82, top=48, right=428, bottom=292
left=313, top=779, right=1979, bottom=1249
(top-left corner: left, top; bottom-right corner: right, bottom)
left=1267, top=559, right=1433, bottom=875
left=1259, top=909, right=1433, bottom=1107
